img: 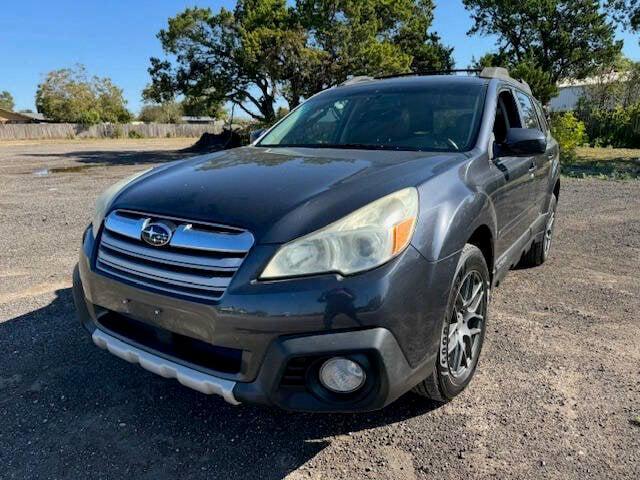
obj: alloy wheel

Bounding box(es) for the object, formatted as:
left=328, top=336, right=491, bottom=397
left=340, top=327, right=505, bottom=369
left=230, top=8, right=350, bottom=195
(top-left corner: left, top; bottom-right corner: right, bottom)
left=544, top=209, right=555, bottom=257
left=447, top=271, right=486, bottom=381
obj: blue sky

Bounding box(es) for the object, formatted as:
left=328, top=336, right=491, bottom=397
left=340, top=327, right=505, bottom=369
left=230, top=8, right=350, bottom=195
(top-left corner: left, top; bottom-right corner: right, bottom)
left=1, top=0, right=638, bottom=114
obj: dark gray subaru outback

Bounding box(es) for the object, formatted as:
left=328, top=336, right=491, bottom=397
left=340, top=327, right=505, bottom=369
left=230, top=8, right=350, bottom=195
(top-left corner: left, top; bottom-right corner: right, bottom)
left=73, top=68, right=559, bottom=412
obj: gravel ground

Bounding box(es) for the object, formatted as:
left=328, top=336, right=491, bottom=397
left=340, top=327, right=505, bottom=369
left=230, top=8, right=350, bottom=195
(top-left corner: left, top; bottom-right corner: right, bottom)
left=0, top=140, right=639, bottom=479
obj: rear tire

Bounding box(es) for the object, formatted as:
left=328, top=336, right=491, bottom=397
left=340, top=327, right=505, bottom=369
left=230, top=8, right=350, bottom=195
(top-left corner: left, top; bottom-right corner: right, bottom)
left=519, top=193, right=557, bottom=268
left=413, top=244, right=490, bottom=402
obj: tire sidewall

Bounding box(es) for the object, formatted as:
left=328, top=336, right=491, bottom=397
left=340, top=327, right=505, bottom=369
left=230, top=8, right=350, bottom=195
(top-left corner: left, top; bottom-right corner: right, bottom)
left=437, top=245, right=490, bottom=399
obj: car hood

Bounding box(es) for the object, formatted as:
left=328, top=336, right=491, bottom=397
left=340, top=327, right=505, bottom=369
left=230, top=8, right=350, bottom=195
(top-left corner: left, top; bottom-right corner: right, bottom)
left=111, top=146, right=466, bottom=244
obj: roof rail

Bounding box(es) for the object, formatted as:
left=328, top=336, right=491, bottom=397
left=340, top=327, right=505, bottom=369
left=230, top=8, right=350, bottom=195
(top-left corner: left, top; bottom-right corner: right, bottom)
left=375, top=69, right=480, bottom=80
left=479, top=67, right=532, bottom=94
left=340, top=68, right=533, bottom=95
left=340, top=76, right=374, bottom=86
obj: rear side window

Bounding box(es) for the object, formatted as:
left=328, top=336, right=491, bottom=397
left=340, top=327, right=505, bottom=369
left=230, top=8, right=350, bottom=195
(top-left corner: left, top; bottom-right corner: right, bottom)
left=533, top=101, right=549, bottom=132
left=515, top=91, right=541, bottom=130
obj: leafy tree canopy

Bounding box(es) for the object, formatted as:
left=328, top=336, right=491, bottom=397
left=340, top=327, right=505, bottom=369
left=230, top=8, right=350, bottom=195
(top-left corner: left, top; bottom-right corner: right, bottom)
left=0, top=91, right=14, bottom=111
left=463, top=0, right=622, bottom=103
left=138, top=102, right=184, bottom=123
left=181, top=95, right=228, bottom=119
left=36, top=65, right=132, bottom=124
left=144, top=0, right=453, bottom=123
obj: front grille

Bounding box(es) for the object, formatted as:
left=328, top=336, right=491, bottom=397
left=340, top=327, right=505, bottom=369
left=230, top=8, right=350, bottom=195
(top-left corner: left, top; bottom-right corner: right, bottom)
left=96, top=210, right=254, bottom=302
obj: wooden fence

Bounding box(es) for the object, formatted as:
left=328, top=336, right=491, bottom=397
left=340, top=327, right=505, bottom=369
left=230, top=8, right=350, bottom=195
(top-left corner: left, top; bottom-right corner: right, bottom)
left=0, top=122, right=226, bottom=141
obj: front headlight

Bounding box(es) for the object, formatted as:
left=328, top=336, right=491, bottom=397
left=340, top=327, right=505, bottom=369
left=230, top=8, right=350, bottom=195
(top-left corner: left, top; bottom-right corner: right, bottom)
left=261, top=188, right=419, bottom=279
left=92, top=168, right=152, bottom=237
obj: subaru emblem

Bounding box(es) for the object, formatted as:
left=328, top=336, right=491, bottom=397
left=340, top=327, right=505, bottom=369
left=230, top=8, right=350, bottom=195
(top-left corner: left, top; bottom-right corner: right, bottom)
left=141, top=222, right=172, bottom=247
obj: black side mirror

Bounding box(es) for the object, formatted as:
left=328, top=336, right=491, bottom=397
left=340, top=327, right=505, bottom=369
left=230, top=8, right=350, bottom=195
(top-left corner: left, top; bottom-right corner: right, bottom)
left=250, top=128, right=266, bottom=143
left=500, top=128, right=546, bottom=156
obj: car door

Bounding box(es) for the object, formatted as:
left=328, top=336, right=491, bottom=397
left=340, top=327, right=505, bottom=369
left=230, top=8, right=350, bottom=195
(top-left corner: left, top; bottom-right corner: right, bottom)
left=490, top=88, right=538, bottom=256
left=514, top=90, right=550, bottom=218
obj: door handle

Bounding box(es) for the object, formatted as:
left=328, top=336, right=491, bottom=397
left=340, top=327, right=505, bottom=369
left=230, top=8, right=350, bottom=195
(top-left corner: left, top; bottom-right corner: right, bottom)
left=547, top=152, right=554, bottom=159
left=528, top=161, right=537, bottom=173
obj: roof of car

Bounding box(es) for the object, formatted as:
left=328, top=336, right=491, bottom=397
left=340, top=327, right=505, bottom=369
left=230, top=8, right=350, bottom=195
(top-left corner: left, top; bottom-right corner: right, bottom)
left=334, top=69, right=532, bottom=96
left=321, top=75, right=489, bottom=97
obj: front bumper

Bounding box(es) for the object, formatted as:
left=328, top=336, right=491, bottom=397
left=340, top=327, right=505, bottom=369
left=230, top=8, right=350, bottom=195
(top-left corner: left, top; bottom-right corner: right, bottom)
left=74, top=226, right=458, bottom=412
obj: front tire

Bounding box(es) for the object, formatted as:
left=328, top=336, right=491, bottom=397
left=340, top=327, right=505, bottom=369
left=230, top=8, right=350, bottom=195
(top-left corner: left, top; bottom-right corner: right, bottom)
left=413, top=244, right=489, bottom=402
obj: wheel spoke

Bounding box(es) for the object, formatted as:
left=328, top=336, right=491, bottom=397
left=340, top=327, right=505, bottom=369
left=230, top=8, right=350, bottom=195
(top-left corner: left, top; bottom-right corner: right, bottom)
left=460, top=275, right=472, bottom=304
left=469, top=327, right=482, bottom=336
left=455, top=291, right=465, bottom=311
left=450, top=343, right=459, bottom=369
left=467, top=281, right=484, bottom=313
left=448, top=322, right=459, bottom=339
left=448, top=334, right=458, bottom=354
left=452, top=341, right=464, bottom=371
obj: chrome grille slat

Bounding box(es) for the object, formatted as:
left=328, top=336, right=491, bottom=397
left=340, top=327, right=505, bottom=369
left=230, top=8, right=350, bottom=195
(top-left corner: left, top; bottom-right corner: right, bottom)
left=97, top=251, right=232, bottom=289
left=101, top=232, right=243, bottom=270
left=104, top=210, right=254, bottom=253
left=104, top=212, right=147, bottom=240
left=97, top=263, right=225, bottom=301
left=96, top=210, right=252, bottom=301
left=171, top=225, right=254, bottom=253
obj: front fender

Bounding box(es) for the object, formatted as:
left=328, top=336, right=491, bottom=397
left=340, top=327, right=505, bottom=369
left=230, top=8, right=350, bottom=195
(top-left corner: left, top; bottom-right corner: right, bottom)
left=411, top=165, right=496, bottom=262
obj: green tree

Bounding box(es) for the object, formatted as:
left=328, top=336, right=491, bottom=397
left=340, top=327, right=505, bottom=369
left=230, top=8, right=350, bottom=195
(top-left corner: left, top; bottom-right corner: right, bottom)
left=181, top=96, right=227, bottom=120
left=0, top=91, right=14, bottom=111
left=463, top=0, right=622, bottom=103
left=291, top=0, right=453, bottom=103
left=139, top=102, right=184, bottom=123
left=144, top=0, right=453, bottom=123
left=36, top=65, right=132, bottom=124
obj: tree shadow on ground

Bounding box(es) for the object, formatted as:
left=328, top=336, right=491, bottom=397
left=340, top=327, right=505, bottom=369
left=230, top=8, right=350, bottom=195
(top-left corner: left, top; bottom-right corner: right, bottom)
left=22, top=148, right=199, bottom=166
left=0, top=289, right=440, bottom=480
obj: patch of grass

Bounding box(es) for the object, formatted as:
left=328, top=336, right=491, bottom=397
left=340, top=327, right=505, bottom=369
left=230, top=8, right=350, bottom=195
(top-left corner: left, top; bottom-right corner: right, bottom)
left=562, top=147, right=640, bottom=180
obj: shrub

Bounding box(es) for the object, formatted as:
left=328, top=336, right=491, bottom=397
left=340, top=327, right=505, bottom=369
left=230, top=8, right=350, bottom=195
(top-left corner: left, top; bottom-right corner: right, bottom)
left=109, top=124, right=125, bottom=139
left=550, top=112, right=588, bottom=160
left=580, top=104, right=640, bottom=149
left=128, top=130, right=144, bottom=139
left=139, top=102, right=183, bottom=123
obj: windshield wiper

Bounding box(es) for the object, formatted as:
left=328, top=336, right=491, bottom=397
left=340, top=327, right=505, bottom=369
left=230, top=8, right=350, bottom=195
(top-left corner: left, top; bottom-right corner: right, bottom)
left=333, top=143, right=409, bottom=151
left=262, top=143, right=418, bottom=151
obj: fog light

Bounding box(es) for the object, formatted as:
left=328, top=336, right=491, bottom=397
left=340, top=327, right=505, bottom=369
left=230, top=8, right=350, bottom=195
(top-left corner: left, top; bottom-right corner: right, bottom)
left=319, top=357, right=366, bottom=393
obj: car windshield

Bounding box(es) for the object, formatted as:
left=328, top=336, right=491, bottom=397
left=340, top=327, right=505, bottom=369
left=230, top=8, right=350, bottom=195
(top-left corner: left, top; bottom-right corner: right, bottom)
left=258, top=82, right=487, bottom=152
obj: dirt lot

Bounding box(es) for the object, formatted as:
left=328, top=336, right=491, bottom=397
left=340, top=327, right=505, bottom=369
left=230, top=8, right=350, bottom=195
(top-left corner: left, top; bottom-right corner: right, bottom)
left=0, top=139, right=638, bottom=479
